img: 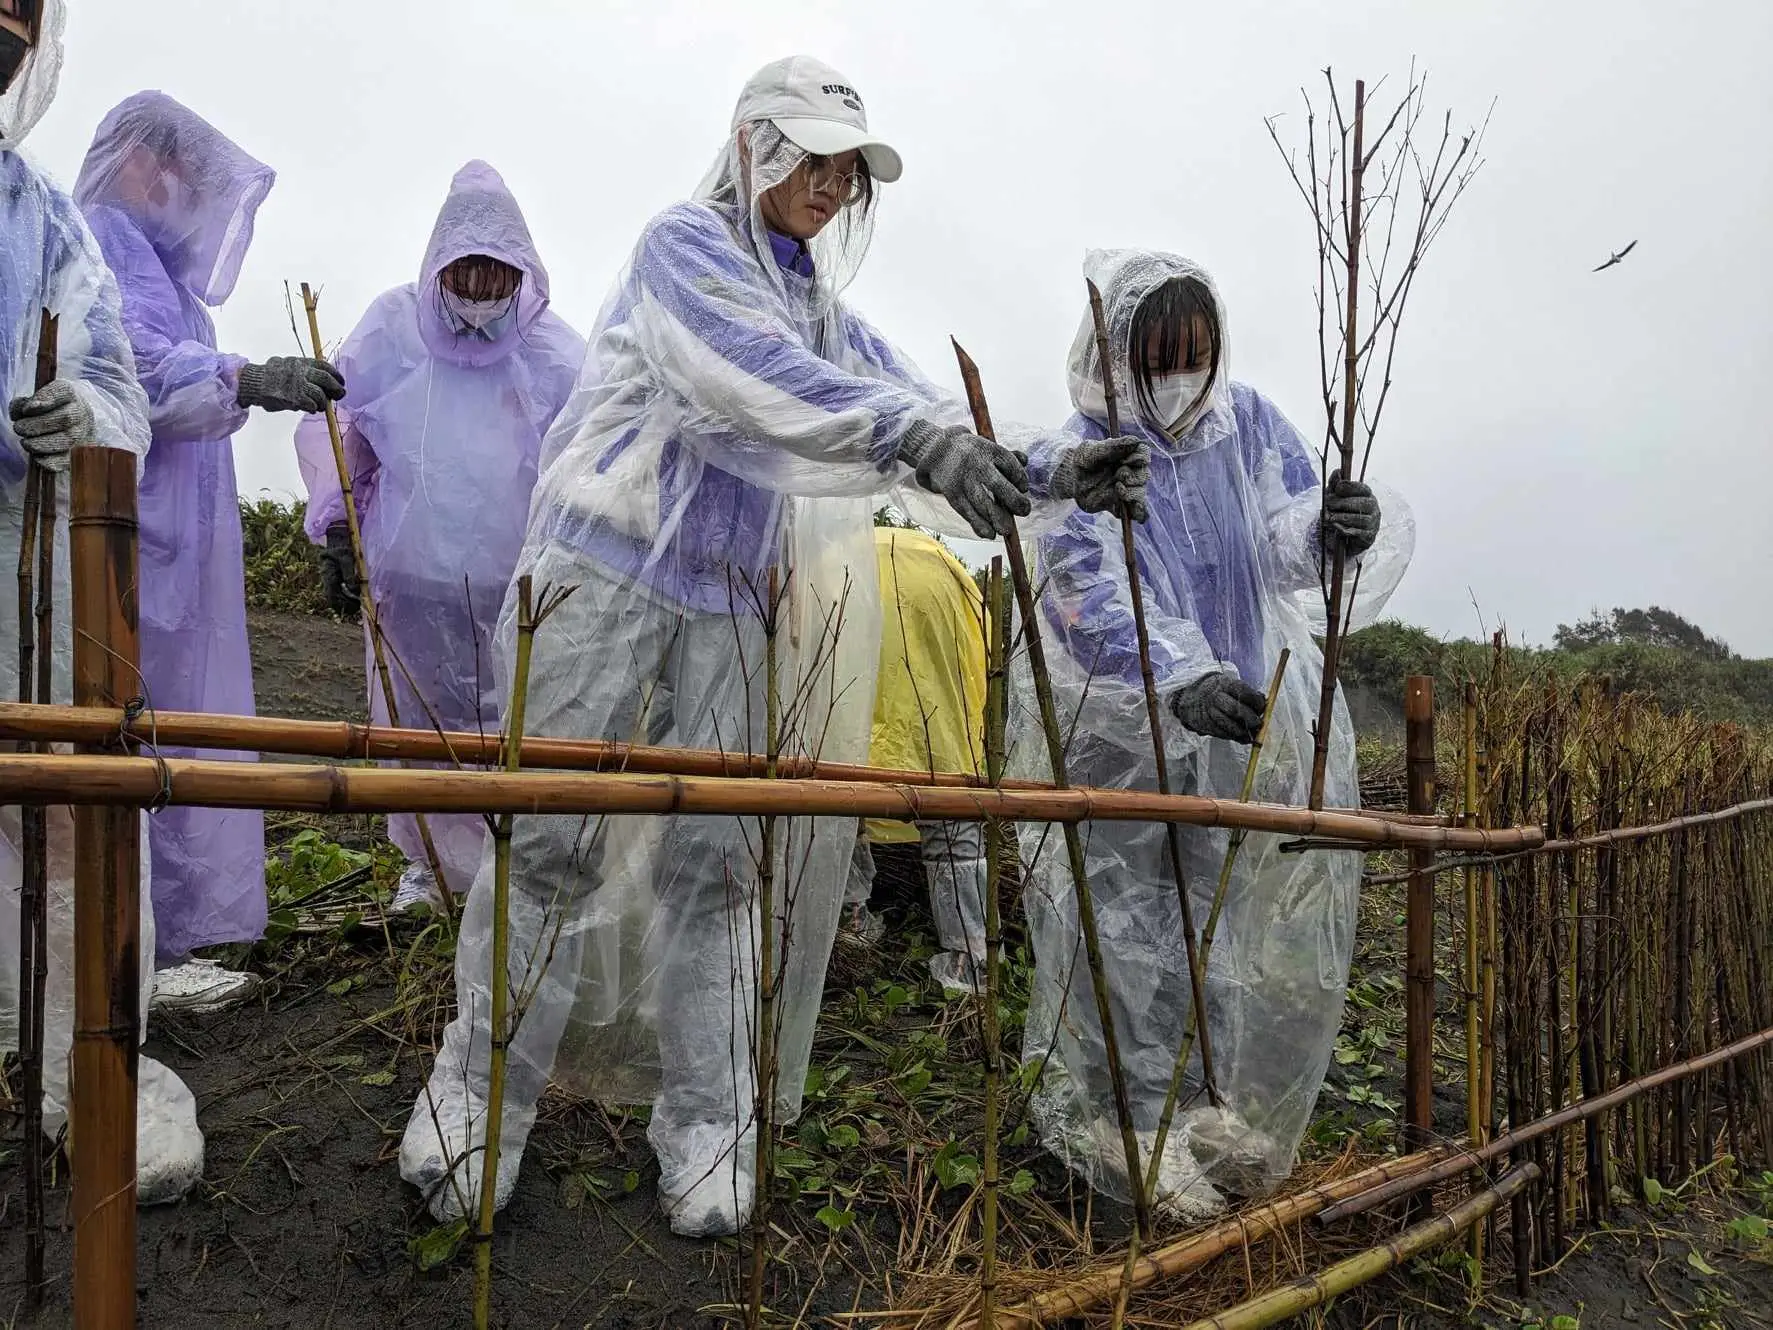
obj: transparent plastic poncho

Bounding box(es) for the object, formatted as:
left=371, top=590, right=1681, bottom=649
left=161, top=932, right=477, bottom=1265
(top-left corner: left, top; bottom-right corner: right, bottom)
left=1, top=0, right=158, bottom=1133
left=416, top=118, right=1083, bottom=1222
left=1015, top=249, right=1415, bottom=1204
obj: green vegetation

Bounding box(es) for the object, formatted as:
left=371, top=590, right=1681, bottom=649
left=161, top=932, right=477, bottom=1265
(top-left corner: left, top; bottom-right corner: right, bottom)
left=239, top=495, right=331, bottom=617
left=1342, top=607, right=1773, bottom=729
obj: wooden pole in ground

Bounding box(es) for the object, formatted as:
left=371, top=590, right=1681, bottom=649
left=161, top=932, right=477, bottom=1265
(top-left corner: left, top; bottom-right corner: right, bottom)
left=17, top=307, right=58, bottom=1308
left=1461, top=681, right=1484, bottom=1279
left=69, top=445, right=142, bottom=1330
left=952, top=337, right=1151, bottom=1238
left=1404, top=676, right=1437, bottom=1151
left=299, top=283, right=452, bottom=906
left=977, top=558, right=1007, bottom=1329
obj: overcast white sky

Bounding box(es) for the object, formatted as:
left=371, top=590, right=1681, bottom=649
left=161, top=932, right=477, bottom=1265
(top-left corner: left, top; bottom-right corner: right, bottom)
left=25, top=0, right=1773, bottom=653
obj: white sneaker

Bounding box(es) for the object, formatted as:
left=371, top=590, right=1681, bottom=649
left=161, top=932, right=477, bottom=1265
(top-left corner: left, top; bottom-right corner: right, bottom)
left=151, top=959, right=261, bottom=1017
left=836, top=902, right=886, bottom=949
left=136, top=1057, right=204, bottom=1205
left=399, top=1090, right=522, bottom=1222
left=1136, top=1128, right=1228, bottom=1225
left=391, top=863, right=445, bottom=915
left=929, top=950, right=984, bottom=997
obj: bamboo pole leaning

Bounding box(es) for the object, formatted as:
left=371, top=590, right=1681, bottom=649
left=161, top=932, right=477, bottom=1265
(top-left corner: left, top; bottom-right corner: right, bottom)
left=0, top=749, right=1548, bottom=848
left=16, top=306, right=58, bottom=1308
left=1180, top=1164, right=1539, bottom=1330
left=299, top=282, right=452, bottom=908
left=68, top=446, right=144, bottom=1330
left=953, top=335, right=1150, bottom=1236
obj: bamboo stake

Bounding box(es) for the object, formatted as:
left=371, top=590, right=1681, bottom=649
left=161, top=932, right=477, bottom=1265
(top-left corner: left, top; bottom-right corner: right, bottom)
left=472, top=575, right=542, bottom=1330
left=1307, top=77, right=1365, bottom=811
left=1181, top=1165, right=1540, bottom=1330
left=747, top=568, right=783, bottom=1330
left=1403, top=676, right=1436, bottom=1150
left=1316, top=1019, right=1773, bottom=1223
left=978, top=559, right=1007, bottom=1329
left=299, top=282, right=452, bottom=908
left=0, top=749, right=1553, bottom=848
left=952, top=336, right=1149, bottom=1235
left=1085, top=278, right=1220, bottom=1110
left=69, top=446, right=143, bottom=1330
left=1461, top=682, right=1484, bottom=1281
left=16, top=307, right=57, bottom=1308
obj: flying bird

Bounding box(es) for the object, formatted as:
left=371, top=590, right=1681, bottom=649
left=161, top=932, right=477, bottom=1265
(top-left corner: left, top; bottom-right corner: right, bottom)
left=1593, top=240, right=1638, bottom=272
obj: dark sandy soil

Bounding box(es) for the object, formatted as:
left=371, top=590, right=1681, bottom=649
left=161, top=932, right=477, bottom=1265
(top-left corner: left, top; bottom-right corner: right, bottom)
left=2, top=611, right=1771, bottom=1328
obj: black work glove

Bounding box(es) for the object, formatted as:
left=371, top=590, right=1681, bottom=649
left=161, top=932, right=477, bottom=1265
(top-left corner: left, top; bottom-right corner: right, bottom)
left=1170, top=672, right=1267, bottom=744
left=1321, top=471, right=1381, bottom=557
left=319, top=521, right=360, bottom=618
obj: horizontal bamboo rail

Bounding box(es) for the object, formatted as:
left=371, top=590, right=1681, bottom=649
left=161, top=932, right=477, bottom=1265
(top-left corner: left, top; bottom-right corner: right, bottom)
left=0, top=700, right=1444, bottom=829
left=1358, top=794, right=1773, bottom=885
left=1316, top=1019, right=1773, bottom=1223
left=0, top=752, right=1541, bottom=849
left=1181, top=1165, right=1539, bottom=1330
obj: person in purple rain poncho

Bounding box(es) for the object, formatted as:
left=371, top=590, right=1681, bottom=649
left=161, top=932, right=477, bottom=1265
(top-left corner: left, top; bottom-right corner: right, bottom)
left=74, top=91, right=345, bottom=1013
left=3, top=0, right=209, bottom=1205
left=1015, top=249, right=1413, bottom=1222
left=401, top=55, right=1150, bottom=1239
left=294, top=160, right=585, bottom=912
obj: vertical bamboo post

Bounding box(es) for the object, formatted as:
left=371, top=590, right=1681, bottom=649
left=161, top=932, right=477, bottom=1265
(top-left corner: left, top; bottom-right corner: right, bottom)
left=746, top=566, right=783, bottom=1330
left=69, top=445, right=143, bottom=1330
left=471, top=574, right=541, bottom=1330
left=1308, top=77, right=1366, bottom=810
left=977, top=558, right=1008, bottom=1329
left=951, top=338, right=1151, bottom=1238
left=1403, top=676, right=1436, bottom=1152
left=298, top=283, right=452, bottom=907
left=1461, top=682, right=1483, bottom=1278
left=18, top=306, right=58, bottom=1307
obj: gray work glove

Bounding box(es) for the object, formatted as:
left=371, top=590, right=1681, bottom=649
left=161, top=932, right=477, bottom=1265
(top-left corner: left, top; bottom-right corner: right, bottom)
left=8, top=380, right=93, bottom=473
left=1048, top=435, right=1151, bottom=522
left=236, top=356, right=346, bottom=414
left=319, top=520, right=360, bottom=618
left=896, top=420, right=1032, bottom=539
left=1170, top=671, right=1267, bottom=744
left=1322, top=471, right=1381, bottom=557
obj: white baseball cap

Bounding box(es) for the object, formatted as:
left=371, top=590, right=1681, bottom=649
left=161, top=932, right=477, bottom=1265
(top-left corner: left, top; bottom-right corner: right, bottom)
left=732, top=55, right=903, bottom=185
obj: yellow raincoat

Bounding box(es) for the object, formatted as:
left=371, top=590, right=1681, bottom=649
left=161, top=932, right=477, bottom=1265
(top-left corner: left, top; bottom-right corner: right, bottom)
left=866, top=527, right=987, bottom=843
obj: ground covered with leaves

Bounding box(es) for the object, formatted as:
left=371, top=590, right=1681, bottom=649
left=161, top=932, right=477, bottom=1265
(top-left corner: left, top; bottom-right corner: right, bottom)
left=3, top=608, right=1773, bottom=1327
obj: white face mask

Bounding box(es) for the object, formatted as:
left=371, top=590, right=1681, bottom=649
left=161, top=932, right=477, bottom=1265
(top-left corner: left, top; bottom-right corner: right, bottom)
left=440, top=288, right=516, bottom=339
left=1147, top=369, right=1213, bottom=434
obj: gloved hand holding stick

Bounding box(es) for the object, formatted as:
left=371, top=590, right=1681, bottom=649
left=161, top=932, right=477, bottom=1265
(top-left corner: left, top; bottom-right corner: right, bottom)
left=299, top=283, right=453, bottom=912
left=951, top=337, right=1153, bottom=1240
left=14, top=308, right=59, bottom=1306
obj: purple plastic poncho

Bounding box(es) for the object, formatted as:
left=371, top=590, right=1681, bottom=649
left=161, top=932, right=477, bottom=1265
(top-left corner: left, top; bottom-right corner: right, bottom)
left=74, top=91, right=274, bottom=963
left=293, top=161, right=585, bottom=892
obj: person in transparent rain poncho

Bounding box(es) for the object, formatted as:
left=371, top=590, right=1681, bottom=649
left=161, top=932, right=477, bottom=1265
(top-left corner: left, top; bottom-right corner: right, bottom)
left=839, top=525, right=992, bottom=995
left=294, top=161, right=585, bottom=914
left=402, top=55, right=1149, bottom=1239
left=73, top=91, right=346, bottom=1013
left=1015, top=249, right=1413, bottom=1224
left=0, top=0, right=208, bottom=1206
